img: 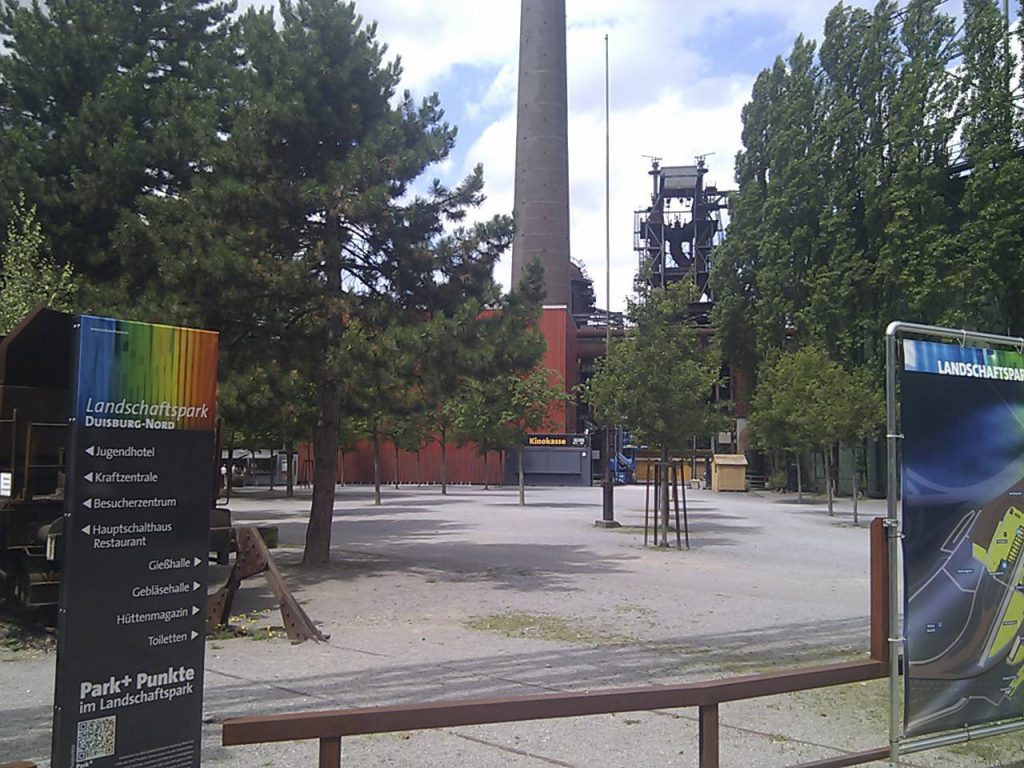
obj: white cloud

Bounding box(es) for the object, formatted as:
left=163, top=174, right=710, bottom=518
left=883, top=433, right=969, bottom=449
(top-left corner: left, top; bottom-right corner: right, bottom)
left=462, top=113, right=516, bottom=225
left=236, top=0, right=892, bottom=308
left=456, top=2, right=760, bottom=308
left=340, top=0, right=519, bottom=96
left=466, top=59, right=518, bottom=120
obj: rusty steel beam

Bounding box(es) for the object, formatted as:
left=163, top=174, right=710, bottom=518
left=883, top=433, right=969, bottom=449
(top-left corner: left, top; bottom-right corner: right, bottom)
left=318, top=737, right=341, bottom=768
left=869, top=517, right=889, bottom=663
left=698, top=704, right=719, bottom=768
left=223, top=659, right=885, bottom=745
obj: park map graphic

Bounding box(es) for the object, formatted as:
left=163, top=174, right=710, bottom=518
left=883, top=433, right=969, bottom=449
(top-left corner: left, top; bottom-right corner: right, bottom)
left=902, top=339, right=1024, bottom=736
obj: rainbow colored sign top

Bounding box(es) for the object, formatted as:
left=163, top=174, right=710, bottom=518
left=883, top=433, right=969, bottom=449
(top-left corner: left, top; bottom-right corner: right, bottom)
left=74, top=315, right=218, bottom=431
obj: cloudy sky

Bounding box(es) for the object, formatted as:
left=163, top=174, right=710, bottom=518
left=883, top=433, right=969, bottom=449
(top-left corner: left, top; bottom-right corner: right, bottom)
left=245, top=0, right=960, bottom=310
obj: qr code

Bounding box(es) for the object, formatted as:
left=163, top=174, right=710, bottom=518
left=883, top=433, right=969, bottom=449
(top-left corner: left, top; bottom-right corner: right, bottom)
left=76, top=715, right=116, bottom=762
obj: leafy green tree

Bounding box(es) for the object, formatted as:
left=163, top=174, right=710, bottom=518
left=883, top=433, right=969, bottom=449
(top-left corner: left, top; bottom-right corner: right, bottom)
left=448, top=380, right=511, bottom=491
left=586, top=281, right=723, bottom=545
left=500, top=368, right=570, bottom=505
left=450, top=367, right=565, bottom=502
left=0, top=194, right=77, bottom=332
left=344, top=307, right=424, bottom=506
left=749, top=349, right=822, bottom=502
left=751, top=346, right=882, bottom=516
left=217, top=351, right=316, bottom=497
left=810, top=359, right=884, bottom=517
left=389, top=409, right=431, bottom=488
left=420, top=300, right=490, bottom=494
left=832, top=366, right=885, bottom=524
left=444, top=259, right=550, bottom=494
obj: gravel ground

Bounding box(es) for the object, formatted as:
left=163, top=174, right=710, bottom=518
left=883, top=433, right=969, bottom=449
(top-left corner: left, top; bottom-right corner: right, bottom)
left=2, top=484, right=1022, bottom=767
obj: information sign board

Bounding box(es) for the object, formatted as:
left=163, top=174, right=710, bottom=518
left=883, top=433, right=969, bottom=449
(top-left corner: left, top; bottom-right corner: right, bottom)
left=526, top=433, right=587, bottom=447
left=902, top=338, right=1024, bottom=736
left=52, top=315, right=218, bottom=768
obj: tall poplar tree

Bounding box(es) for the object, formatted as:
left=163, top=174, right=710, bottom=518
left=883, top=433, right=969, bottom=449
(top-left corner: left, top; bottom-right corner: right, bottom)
left=956, top=0, right=1024, bottom=335
left=759, top=37, right=824, bottom=351
left=710, top=67, right=775, bottom=405
left=801, top=4, right=873, bottom=365
left=873, top=0, right=958, bottom=328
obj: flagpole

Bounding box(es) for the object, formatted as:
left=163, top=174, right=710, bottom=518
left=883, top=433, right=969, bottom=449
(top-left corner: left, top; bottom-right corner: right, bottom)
left=605, top=33, right=611, bottom=354
left=598, top=32, right=619, bottom=527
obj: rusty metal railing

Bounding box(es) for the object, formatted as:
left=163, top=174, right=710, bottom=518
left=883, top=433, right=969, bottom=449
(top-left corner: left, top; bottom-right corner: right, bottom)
left=223, top=519, right=892, bottom=768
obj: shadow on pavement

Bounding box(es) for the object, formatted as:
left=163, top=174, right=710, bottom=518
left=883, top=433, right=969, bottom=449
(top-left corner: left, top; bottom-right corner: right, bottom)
left=266, top=539, right=636, bottom=594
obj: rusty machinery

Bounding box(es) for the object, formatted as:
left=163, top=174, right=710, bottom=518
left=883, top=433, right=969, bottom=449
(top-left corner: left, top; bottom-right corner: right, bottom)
left=630, top=157, right=736, bottom=471
left=0, top=308, right=323, bottom=642
left=633, top=155, right=728, bottom=324
left=0, top=308, right=73, bottom=608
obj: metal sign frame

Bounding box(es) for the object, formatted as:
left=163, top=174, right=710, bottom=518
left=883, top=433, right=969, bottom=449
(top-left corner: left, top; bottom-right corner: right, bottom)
left=885, top=321, right=1024, bottom=764
left=51, top=315, right=218, bottom=768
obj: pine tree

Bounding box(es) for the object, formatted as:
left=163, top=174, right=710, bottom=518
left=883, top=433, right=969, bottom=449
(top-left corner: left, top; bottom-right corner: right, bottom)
left=0, top=0, right=236, bottom=307
left=200, top=1, right=518, bottom=564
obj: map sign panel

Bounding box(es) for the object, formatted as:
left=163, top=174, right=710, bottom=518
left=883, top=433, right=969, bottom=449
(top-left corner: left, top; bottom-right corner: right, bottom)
left=52, top=315, right=217, bottom=768
left=902, top=339, right=1024, bottom=736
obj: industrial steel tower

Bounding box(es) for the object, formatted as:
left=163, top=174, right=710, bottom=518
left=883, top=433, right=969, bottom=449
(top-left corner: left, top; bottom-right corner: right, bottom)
left=511, top=0, right=571, bottom=307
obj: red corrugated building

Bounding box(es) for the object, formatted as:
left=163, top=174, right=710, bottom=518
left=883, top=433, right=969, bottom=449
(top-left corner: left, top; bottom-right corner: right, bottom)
left=300, top=306, right=578, bottom=486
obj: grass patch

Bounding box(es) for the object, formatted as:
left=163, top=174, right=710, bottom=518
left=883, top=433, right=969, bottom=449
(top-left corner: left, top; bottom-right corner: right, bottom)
left=947, top=731, right=1024, bottom=764
left=644, top=641, right=714, bottom=657
left=206, top=609, right=285, bottom=641
left=465, top=611, right=634, bottom=646
left=613, top=604, right=654, bottom=617
left=0, top=617, right=55, bottom=655
left=703, top=646, right=867, bottom=676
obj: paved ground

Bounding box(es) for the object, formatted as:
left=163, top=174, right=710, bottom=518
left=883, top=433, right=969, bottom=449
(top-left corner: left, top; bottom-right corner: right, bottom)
left=2, top=484, right=1022, bottom=767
